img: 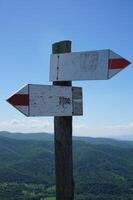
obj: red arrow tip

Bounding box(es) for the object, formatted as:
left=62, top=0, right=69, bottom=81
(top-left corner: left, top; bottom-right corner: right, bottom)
left=7, top=94, right=29, bottom=106
left=109, top=58, right=131, bottom=69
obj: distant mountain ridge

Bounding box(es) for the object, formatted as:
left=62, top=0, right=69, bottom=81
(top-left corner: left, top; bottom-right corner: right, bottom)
left=0, top=131, right=53, bottom=141
left=0, top=131, right=133, bottom=147
left=0, top=131, right=133, bottom=199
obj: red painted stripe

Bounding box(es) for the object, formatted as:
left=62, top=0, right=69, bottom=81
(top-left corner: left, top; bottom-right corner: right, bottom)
left=109, top=58, right=131, bottom=69
left=7, top=94, right=29, bottom=106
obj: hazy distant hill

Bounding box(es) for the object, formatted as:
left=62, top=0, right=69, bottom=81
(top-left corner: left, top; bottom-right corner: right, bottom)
left=0, top=131, right=53, bottom=141
left=0, top=132, right=133, bottom=199
left=0, top=131, right=133, bottom=147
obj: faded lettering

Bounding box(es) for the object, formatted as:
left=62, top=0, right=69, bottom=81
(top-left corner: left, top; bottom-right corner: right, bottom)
left=59, top=97, right=71, bottom=108
left=80, top=53, right=99, bottom=72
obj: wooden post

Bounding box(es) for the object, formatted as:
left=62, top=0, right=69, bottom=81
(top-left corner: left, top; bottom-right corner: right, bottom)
left=52, top=40, right=74, bottom=200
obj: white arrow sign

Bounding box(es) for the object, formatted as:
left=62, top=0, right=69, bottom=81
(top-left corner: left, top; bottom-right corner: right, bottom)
left=7, top=84, right=83, bottom=117
left=50, top=49, right=131, bottom=81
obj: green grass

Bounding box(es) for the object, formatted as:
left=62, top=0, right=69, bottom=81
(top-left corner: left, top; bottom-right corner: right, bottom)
left=46, top=186, right=55, bottom=193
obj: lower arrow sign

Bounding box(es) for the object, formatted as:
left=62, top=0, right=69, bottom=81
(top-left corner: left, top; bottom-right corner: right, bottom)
left=7, top=84, right=83, bottom=116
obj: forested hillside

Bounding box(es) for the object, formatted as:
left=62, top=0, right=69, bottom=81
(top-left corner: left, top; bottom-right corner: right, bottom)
left=0, top=132, right=133, bottom=199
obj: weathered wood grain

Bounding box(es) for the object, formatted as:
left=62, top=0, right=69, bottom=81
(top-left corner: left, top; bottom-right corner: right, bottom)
left=53, top=41, right=74, bottom=200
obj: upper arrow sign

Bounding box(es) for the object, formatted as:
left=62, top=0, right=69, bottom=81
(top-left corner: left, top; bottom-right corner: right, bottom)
left=50, top=49, right=131, bottom=81
left=7, top=84, right=83, bottom=117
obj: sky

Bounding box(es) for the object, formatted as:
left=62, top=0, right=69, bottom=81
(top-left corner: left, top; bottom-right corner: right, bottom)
left=0, top=0, right=133, bottom=138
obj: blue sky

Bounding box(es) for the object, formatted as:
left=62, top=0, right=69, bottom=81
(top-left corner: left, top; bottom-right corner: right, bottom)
left=0, top=0, right=132, bottom=138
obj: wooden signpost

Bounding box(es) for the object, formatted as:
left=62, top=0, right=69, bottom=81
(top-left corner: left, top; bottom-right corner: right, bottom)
left=7, top=40, right=131, bottom=200
left=52, top=41, right=74, bottom=200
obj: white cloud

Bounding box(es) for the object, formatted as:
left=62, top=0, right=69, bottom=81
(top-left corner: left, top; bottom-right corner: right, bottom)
left=74, top=122, right=133, bottom=138
left=0, top=118, right=53, bottom=133
left=0, top=119, right=133, bottom=139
